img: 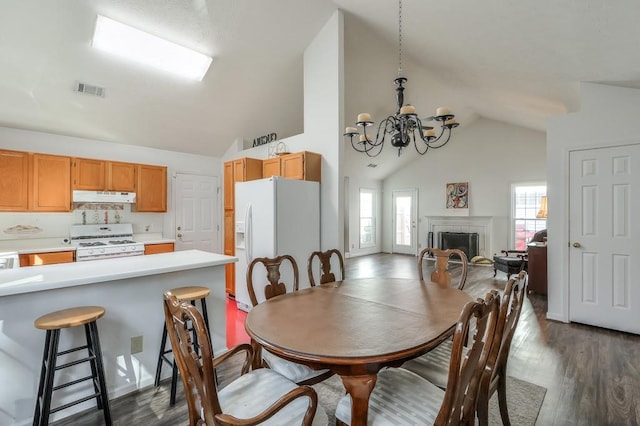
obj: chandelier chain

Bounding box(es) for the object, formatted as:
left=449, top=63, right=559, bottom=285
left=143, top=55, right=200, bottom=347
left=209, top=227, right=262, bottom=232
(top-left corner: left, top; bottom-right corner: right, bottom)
left=398, top=0, right=403, bottom=76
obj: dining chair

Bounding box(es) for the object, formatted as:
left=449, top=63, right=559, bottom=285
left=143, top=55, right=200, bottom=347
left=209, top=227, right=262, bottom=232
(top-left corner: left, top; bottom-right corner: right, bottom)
left=247, top=255, right=333, bottom=385
left=418, top=247, right=469, bottom=289
left=403, top=271, right=528, bottom=426
left=163, top=291, right=318, bottom=426
left=307, top=248, right=345, bottom=286
left=335, top=291, right=501, bottom=425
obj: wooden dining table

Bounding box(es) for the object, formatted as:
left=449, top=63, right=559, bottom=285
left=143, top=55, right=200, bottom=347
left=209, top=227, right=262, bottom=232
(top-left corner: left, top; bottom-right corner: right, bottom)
left=244, top=277, right=474, bottom=426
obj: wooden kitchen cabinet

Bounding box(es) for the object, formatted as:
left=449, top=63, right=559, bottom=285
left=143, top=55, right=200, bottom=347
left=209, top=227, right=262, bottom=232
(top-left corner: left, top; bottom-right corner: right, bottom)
left=144, top=242, right=174, bottom=255
left=73, top=158, right=137, bottom=192
left=133, top=164, right=167, bottom=212
left=233, top=157, right=262, bottom=182
left=72, top=157, right=105, bottom=190
left=0, top=149, right=29, bottom=211
left=30, top=153, right=72, bottom=212
left=281, top=151, right=321, bottom=182
left=224, top=161, right=234, bottom=210
left=224, top=203, right=236, bottom=296
left=262, top=157, right=281, bottom=178
left=107, top=161, right=137, bottom=191
left=19, top=251, right=75, bottom=266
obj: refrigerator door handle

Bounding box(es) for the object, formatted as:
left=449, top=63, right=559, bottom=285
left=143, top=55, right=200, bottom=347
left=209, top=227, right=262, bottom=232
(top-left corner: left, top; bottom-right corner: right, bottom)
left=245, top=204, right=252, bottom=263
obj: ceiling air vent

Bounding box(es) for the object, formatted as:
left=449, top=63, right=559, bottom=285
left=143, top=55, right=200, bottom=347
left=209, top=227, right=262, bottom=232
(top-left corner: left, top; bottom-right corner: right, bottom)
left=75, top=81, right=105, bottom=97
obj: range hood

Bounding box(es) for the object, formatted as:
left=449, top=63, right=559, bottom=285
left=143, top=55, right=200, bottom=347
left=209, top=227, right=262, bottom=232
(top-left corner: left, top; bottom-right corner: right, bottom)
left=72, top=190, right=136, bottom=203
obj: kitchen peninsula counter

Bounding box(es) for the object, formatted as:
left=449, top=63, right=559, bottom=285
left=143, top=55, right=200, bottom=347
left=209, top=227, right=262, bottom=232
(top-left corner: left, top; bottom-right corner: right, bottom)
left=0, top=250, right=236, bottom=426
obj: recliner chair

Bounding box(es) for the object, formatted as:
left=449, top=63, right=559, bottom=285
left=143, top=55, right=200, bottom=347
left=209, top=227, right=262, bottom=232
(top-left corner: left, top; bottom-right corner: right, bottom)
left=493, top=229, right=547, bottom=279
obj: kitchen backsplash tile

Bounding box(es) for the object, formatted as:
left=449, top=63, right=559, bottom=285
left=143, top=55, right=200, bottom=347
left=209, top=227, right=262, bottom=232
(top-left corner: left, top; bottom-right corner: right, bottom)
left=0, top=206, right=164, bottom=241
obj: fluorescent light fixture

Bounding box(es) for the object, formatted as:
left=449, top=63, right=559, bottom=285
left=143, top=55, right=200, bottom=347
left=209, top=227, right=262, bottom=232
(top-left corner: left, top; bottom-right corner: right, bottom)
left=92, top=15, right=212, bottom=81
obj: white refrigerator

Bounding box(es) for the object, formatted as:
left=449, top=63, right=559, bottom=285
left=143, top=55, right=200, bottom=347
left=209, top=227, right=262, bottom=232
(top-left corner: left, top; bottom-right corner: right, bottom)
left=234, top=177, right=320, bottom=312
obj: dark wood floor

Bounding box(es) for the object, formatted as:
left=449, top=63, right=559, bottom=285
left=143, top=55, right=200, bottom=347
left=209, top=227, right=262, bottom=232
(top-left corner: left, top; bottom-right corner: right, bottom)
left=53, top=253, right=640, bottom=425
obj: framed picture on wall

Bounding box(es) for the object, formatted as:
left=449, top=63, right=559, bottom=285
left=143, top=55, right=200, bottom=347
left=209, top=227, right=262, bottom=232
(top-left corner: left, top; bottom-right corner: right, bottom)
left=446, top=182, right=469, bottom=210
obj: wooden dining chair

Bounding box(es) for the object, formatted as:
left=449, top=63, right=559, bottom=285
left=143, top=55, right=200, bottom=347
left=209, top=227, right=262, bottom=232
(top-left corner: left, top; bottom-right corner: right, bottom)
left=335, top=291, right=501, bottom=425
left=307, top=248, right=345, bottom=286
left=402, top=271, right=528, bottom=426
left=247, top=255, right=333, bottom=385
left=163, top=291, right=318, bottom=426
left=418, top=247, right=469, bottom=289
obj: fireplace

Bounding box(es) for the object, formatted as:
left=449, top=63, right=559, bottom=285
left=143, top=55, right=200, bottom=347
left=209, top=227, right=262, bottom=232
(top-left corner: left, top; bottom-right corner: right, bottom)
left=438, top=232, right=479, bottom=260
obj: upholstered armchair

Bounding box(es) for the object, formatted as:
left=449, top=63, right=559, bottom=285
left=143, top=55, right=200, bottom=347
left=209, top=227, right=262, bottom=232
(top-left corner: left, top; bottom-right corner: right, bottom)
left=493, top=229, right=547, bottom=279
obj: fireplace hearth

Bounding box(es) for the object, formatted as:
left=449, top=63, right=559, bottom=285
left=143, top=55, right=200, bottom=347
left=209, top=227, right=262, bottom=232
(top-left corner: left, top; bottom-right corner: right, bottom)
left=438, top=232, right=479, bottom=260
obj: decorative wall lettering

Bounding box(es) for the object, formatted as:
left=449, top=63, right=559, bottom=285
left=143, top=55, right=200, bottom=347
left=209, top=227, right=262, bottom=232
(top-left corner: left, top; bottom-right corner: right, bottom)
left=253, top=132, right=277, bottom=147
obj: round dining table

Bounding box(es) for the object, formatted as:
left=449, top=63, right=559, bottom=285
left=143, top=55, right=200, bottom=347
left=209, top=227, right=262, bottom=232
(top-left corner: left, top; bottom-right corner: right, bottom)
left=244, top=277, right=474, bottom=426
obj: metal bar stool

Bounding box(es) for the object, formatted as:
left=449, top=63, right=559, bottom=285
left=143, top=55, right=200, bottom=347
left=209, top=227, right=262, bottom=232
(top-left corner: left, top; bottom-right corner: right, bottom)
left=33, top=306, right=111, bottom=426
left=154, top=286, right=211, bottom=406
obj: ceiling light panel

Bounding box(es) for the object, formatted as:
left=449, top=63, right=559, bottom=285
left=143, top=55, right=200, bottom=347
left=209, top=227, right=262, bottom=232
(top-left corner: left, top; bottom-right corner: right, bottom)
left=92, top=15, right=212, bottom=81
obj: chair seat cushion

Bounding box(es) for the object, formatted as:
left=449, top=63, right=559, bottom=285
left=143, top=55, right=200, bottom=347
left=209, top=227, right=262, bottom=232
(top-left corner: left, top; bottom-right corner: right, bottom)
left=219, top=368, right=325, bottom=425
left=402, top=340, right=469, bottom=389
left=335, top=368, right=445, bottom=425
left=492, top=256, right=524, bottom=267
left=263, top=350, right=331, bottom=384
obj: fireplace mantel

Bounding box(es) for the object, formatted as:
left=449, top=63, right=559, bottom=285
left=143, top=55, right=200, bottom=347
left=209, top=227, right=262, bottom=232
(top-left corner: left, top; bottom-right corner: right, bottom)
left=425, top=216, right=493, bottom=258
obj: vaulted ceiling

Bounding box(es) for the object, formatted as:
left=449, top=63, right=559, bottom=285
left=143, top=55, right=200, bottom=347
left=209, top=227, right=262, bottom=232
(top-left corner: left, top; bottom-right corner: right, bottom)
left=2, top=0, right=639, bottom=178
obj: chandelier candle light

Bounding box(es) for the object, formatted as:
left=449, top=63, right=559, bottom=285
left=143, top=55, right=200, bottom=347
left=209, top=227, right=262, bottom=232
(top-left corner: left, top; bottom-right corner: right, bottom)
left=344, top=0, right=459, bottom=157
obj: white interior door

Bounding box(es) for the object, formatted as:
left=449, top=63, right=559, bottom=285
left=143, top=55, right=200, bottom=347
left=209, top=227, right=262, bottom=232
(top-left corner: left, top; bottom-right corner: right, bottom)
left=569, top=144, right=640, bottom=334
left=392, top=189, right=418, bottom=255
left=174, top=173, right=218, bottom=252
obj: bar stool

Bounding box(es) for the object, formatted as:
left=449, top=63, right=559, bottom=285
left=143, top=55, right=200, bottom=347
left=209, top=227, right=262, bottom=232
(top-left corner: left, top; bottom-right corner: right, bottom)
left=154, top=286, right=211, bottom=406
left=33, top=306, right=111, bottom=426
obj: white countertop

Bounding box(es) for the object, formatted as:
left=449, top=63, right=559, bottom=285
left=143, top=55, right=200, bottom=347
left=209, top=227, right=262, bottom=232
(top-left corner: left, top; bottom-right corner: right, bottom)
left=0, top=250, right=237, bottom=297
left=0, top=233, right=176, bottom=254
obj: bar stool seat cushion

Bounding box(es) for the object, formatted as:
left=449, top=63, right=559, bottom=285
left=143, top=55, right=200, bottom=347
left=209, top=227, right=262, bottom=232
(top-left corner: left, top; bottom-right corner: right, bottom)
left=262, top=351, right=331, bottom=384
left=218, top=368, right=327, bottom=425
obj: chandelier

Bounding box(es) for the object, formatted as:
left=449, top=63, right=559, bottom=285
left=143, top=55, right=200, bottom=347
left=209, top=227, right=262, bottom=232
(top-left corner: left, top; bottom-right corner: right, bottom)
left=344, top=0, right=458, bottom=157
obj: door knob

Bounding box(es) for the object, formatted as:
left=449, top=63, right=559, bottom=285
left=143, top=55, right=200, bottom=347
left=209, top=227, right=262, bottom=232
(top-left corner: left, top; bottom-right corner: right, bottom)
left=177, top=233, right=183, bottom=238
left=572, top=242, right=581, bottom=248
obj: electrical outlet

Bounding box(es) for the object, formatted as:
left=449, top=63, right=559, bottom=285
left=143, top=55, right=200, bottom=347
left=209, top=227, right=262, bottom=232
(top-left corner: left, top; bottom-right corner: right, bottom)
left=131, top=336, right=143, bottom=354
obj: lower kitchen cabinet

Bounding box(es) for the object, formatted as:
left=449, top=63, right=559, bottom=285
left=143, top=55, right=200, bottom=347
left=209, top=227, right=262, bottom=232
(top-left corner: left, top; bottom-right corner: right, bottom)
left=144, top=243, right=175, bottom=255
left=19, top=251, right=75, bottom=266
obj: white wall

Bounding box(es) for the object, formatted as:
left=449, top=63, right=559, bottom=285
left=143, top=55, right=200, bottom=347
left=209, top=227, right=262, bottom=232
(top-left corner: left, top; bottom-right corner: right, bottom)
left=222, top=10, right=345, bottom=253
left=546, top=83, right=640, bottom=322
left=382, top=118, right=547, bottom=256
left=0, top=126, right=219, bottom=244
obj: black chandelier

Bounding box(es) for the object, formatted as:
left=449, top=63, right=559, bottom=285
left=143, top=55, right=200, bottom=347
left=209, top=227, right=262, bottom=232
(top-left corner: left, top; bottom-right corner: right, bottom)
left=344, top=0, right=459, bottom=157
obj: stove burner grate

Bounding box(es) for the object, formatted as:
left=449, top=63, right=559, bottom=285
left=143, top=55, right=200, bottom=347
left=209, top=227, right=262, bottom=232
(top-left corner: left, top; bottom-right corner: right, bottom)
left=108, top=240, right=137, bottom=245
left=79, top=242, right=107, bottom=247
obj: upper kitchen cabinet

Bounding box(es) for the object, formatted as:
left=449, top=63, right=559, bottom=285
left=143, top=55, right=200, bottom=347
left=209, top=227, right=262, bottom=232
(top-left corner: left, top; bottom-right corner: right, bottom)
left=223, top=161, right=234, bottom=210
left=72, top=158, right=105, bottom=190
left=0, top=149, right=30, bottom=211
left=72, top=158, right=137, bottom=192
left=133, top=164, right=167, bottom=212
left=30, top=153, right=71, bottom=212
left=233, top=157, right=262, bottom=183
left=280, top=151, right=322, bottom=182
left=107, top=161, right=137, bottom=192
left=262, top=157, right=281, bottom=179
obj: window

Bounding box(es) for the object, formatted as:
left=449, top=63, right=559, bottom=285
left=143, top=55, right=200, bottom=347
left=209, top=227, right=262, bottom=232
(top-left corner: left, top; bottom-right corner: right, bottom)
left=512, top=184, right=547, bottom=250
left=359, top=188, right=376, bottom=248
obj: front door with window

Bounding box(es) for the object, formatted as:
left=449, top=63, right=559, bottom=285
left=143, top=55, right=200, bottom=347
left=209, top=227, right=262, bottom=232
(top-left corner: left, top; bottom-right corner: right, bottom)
left=569, top=144, right=640, bottom=334
left=392, top=189, right=417, bottom=255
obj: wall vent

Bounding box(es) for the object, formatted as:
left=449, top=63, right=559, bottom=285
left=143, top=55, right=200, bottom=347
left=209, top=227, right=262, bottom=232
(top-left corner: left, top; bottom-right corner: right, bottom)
left=75, top=81, right=105, bottom=97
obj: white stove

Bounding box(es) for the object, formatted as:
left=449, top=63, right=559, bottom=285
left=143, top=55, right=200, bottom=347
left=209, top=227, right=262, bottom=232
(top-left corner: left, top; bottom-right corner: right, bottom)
left=70, top=224, right=144, bottom=261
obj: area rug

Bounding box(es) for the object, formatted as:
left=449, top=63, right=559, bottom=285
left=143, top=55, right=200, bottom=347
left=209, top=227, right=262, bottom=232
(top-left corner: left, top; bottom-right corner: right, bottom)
left=312, top=374, right=546, bottom=425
